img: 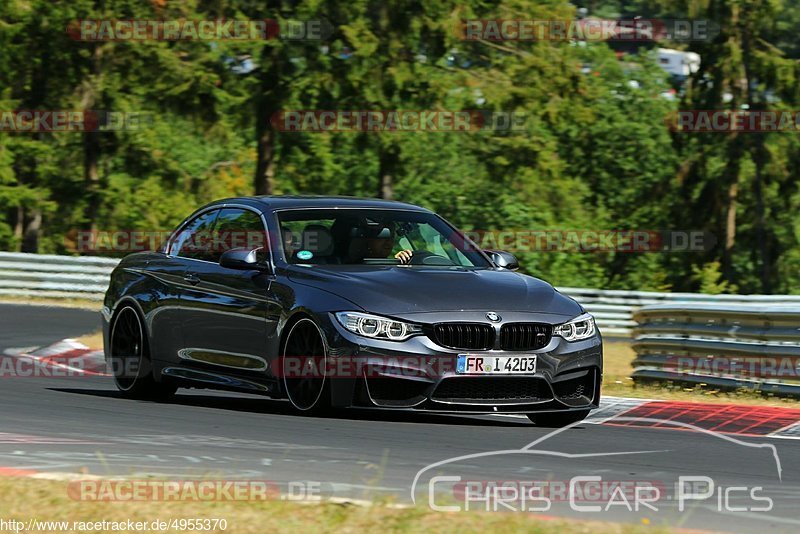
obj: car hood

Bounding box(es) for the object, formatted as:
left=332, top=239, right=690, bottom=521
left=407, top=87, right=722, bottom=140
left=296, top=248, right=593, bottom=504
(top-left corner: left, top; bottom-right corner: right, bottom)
left=286, top=265, right=583, bottom=317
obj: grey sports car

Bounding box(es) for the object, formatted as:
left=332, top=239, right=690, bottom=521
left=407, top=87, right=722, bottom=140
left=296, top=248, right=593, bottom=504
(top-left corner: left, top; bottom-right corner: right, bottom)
left=103, top=196, right=602, bottom=426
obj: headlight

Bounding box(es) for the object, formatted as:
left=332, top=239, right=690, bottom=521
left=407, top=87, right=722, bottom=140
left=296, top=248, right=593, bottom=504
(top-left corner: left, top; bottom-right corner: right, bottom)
left=553, top=313, right=596, bottom=341
left=335, top=312, right=423, bottom=341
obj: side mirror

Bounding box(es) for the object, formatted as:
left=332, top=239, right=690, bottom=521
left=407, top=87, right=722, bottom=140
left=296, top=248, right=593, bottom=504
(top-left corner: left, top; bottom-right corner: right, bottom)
left=486, top=250, right=520, bottom=271
left=220, top=247, right=271, bottom=272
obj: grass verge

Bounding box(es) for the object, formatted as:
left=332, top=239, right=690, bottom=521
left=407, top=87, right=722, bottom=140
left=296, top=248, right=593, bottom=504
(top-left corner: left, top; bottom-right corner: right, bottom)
left=0, top=476, right=683, bottom=534
left=73, top=330, right=104, bottom=350
left=0, top=296, right=100, bottom=310
left=602, top=341, right=800, bottom=407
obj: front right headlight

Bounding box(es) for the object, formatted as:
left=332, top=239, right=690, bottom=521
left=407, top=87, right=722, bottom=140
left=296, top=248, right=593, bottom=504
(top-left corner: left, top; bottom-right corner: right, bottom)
left=553, top=313, right=596, bottom=341
left=335, top=311, right=422, bottom=341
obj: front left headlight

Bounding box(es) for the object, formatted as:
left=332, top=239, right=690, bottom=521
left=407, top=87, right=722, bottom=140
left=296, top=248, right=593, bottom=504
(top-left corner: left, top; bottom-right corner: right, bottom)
left=553, top=313, right=596, bottom=341
left=335, top=311, right=423, bottom=342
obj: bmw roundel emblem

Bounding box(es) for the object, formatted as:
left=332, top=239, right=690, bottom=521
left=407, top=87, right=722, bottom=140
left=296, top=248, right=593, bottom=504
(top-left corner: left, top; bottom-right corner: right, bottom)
left=486, top=312, right=501, bottom=322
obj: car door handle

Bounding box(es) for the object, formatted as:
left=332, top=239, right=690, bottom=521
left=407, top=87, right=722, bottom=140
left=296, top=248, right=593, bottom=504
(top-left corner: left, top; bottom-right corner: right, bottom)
left=183, top=273, right=201, bottom=285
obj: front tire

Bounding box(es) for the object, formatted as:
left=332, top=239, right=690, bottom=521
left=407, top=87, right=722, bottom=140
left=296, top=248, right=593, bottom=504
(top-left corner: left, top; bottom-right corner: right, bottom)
left=110, top=305, right=176, bottom=400
left=281, top=318, right=330, bottom=414
left=527, top=409, right=590, bottom=427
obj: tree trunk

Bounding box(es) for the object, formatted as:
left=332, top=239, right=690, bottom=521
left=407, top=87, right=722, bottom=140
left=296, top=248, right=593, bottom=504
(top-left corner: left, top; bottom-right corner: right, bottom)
left=83, top=131, right=101, bottom=233
left=723, top=180, right=738, bottom=281
left=11, top=162, right=40, bottom=252
left=741, top=32, right=771, bottom=293
left=82, top=43, right=102, bottom=233
left=21, top=209, right=41, bottom=253
left=378, top=146, right=398, bottom=200
left=752, top=148, right=770, bottom=293
left=254, top=127, right=275, bottom=196
left=13, top=206, right=23, bottom=247
left=378, top=171, right=393, bottom=200
left=253, top=45, right=282, bottom=196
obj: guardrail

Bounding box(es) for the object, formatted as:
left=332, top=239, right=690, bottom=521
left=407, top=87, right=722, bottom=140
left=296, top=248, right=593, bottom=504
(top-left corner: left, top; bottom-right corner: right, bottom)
left=2, top=252, right=800, bottom=341
left=559, top=287, right=800, bottom=336
left=0, top=252, right=118, bottom=301
left=632, top=304, right=800, bottom=396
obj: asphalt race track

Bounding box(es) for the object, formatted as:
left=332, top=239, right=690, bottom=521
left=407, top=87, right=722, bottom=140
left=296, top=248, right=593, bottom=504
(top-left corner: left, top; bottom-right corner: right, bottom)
left=1, top=304, right=800, bottom=532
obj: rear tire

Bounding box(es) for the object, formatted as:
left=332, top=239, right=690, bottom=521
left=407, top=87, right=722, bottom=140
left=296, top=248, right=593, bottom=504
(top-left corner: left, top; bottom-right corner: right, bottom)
left=527, top=409, right=590, bottom=427
left=281, top=318, right=331, bottom=415
left=110, top=305, right=176, bottom=401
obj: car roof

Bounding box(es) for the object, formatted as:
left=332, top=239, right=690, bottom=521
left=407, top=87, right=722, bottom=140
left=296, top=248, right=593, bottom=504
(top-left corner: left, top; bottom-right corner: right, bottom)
left=206, top=195, right=431, bottom=212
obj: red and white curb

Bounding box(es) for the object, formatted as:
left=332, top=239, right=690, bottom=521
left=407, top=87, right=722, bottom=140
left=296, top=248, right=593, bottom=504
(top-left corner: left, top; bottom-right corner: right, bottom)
left=2, top=339, right=108, bottom=376
left=596, top=396, right=800, bottom=438
left=495, top=396, right=800, bottom=439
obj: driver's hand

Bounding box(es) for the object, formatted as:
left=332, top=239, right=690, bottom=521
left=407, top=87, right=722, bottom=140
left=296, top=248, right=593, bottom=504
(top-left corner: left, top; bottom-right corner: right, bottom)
left=394, top=249, right=413, bottom=264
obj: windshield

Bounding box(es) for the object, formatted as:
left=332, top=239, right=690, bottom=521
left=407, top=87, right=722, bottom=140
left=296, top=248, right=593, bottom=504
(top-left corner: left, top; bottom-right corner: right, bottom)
left=276, top=209, right=490, bottom=268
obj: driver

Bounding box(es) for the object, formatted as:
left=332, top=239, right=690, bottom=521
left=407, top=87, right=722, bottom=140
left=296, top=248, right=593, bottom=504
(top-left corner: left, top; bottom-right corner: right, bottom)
left=364, top=225, right=414, bottom=264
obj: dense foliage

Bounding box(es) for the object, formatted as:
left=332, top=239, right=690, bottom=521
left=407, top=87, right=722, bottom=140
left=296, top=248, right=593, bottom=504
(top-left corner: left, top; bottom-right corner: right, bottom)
left=1, top=0, right=799, bottom=293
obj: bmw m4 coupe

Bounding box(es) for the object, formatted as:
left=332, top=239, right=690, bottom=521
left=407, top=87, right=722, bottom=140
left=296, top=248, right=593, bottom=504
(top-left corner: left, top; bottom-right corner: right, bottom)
left=103, top=196, right=602, bottom=426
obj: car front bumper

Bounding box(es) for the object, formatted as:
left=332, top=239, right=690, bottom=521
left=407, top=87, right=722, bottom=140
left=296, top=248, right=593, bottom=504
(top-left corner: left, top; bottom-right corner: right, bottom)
left=319, top=312, right=603, bottom=414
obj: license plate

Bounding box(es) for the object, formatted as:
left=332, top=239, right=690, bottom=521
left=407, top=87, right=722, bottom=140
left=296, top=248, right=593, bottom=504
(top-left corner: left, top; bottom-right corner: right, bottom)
left=456, top=354, right=537, bottom=375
